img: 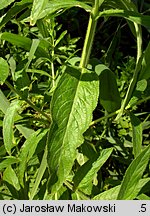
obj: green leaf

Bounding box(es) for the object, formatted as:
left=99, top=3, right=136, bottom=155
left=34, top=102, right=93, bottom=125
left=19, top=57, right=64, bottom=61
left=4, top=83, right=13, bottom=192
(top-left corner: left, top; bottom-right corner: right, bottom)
left=102, top=0, right=138, bottom=37
left=16, top=125, right=34, bottom=139
left=0, top=90, right=10, bottom=113
left=134, top=178, right=150, bottom=199
left=117, top=145, right=150, bottom=200
left=30, top=0, right=48, bottom=26
left=73, top=148, right=113, bottom=195
left=3, top=100, right=20, bottom=155
left=93, top=178, right=150, bottom=200
left=26, top=69, right=51, bottom=77
left=30, top=148, right=47, bottom=200
left=136, top=79, right=147, bottom=92
left=130, top=112, right=142, bottom=158
left=30, top=0, right=92, bottom=25
left=103, top=0, right=138, bottom=11
left=0, top=57, right=9, bottom=85
left=98, top=9, right=150, bottom=29
left=0, top=156, right=19, bottom=171
left=139, top=41, right=150, bottom=80
left=55, top=30, right=67, bottom=47
left=47, top=65, right=99, bottom=194
left=95, top=64, right=121, bottom=113
left=18, top=129, right=48, bottom=186
left=137, top=194, right=150, bottom=200
left=14, top=69, right=30, bottom=99
left=0, top=0, right=32, bottom=29
left=0, top=90, right=34, bottom=139
left=3, top=166, right=20, bottom=191
left=0, top=0, right=15, bottom=10
left=25, top=39, right=40, bottom=70
left=93, top=185, right=120, bottom=200
left=36, top=19, right=49, bottom=38
left=1, top=32, right=49, bottom=58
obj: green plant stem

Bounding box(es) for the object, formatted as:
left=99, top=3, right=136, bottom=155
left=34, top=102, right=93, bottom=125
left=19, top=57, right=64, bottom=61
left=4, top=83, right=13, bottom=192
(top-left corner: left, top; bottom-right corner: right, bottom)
left=115, top=23, right=142, bottom=120
left=90, top=95, right=150, bottom=126
left=79, top=0, right=99, bottom=68
left=51, top=61, right=55, bottom=87
left=5, top=80, right=51, bottom=122
left=90, top=110, right=119, bottom=126
left=51, top=41, right=55, bottom=87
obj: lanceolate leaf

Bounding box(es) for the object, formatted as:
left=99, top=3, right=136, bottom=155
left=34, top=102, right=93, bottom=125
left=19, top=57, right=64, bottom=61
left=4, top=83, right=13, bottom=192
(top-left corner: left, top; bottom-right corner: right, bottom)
left=3, top=100, right=20, bottom=155
left=30, top=0, right=48, bottom=26
left=25, top=39, right=40, bottom=70
left=0, top=90, right=10, bottom=114
left=18, top=129, right=48, bottom=187
left=3, top=166, right=20, bottom=191
left=73, top=148, right=113, bottom=195
left=0, top=156, right=19, bottom=171
left=102, top=0, right=138, bottom=11
left=0, top=57, right=9, bottom=85
left=98, top=9, right=150, bottom=29
left=0, top=0, right=32, bottom=29
left=93, top=185, right=120, bottom=200
left=1, top=32, right=49, bottom=58
left=117, top=145, right=150, bottom=200
left=93, top=178, right=150, bottom=200
left=0, top=90, right=34, bottom=139
left=47, top=65, right=99, bottom=193
left=0, top=0, right=15, bottom=10
left=95, top=64, right=121, bottom=113
left=130, top=112, right=142, bottom=158
left=131, top=178, right=150, bottom=200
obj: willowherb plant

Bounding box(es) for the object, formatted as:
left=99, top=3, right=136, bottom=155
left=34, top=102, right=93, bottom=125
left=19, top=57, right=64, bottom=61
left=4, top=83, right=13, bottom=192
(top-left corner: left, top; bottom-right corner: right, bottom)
left=0, top=0, right=150, bottom=200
